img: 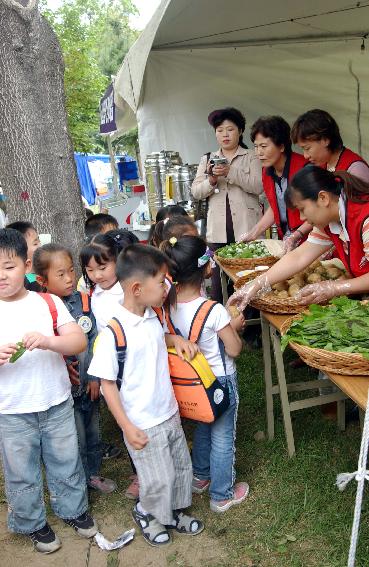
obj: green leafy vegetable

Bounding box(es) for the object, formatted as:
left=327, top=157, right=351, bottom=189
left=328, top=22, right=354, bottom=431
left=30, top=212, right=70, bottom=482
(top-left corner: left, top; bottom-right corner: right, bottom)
left=9, top=342, right=26, bottom=364
left=217, top=241, right=270, bottom=259
left=281, top=297, right=369, bottom=359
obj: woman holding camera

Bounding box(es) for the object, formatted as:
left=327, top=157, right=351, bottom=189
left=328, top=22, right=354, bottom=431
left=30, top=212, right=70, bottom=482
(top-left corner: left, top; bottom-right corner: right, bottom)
left=191, top=107, right=263, bottom=303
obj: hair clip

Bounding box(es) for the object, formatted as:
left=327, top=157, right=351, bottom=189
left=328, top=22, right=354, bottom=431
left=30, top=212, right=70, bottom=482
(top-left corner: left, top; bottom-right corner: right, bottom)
left=172, top=280, right=178, bottom=286
left=169, top=237, right=177, bottom=247
left=198, top=254, right=211, bottom=268
left=163, top=218, right=169, bottom=225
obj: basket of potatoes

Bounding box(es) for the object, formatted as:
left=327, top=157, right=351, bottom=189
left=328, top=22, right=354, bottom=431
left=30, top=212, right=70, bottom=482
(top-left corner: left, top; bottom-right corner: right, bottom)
left=249, top=259, right=348, bottom=314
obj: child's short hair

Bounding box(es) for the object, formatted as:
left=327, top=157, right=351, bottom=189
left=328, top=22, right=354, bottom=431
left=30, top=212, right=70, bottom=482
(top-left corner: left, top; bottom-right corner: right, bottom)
left=161, top=235, right=207, bottom=290
left=80, top=229, right=138, bottom=289
left=116, top=244, right=168, bottom=282
left=85, top=213, right=118, bottom=239
left=0, top=228, right=28, bottom=262
left=6, top=221, right=36, bottom=235
left=34, top=244, right=73, bottom=279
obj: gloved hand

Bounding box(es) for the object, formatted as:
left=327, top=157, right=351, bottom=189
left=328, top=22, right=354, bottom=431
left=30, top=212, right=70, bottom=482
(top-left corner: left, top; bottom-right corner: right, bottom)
left=296, top=279, right=352, bottom=305
left=282, top=231, right=302, bottom=254
left=227, top=274, right=270, bottom=312
left=238, top=229, right=258, bottom=243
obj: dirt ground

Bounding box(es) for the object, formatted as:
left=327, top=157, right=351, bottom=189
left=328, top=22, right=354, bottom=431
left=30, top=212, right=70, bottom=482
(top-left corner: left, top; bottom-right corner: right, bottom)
left=0, top=503, right=228, bottom=567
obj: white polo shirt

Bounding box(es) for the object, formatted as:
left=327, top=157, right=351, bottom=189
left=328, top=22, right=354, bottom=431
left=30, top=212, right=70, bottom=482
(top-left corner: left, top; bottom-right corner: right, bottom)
left=91, top=281, right=124, bottom=332
left=88, top=304, right=178, bottom=430
left=0, top=292, right=74, bottom=414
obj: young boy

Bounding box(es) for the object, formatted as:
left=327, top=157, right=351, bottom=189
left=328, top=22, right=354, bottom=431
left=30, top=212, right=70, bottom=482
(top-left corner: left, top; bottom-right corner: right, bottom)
left=6, top=220, right=41, bottom=290
left=0, top=228, right=97, bottom=554
left=85, top=213, right=118, bottom=240
left=88, top=244, right=204, bottom=547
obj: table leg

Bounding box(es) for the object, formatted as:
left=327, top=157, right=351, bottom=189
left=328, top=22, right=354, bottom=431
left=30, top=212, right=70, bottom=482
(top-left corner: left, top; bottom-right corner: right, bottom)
left=261, top=315, right=274, bottom=441
left=337, top=399, right=346, bottom=431
left=220, top=268, right=228, bottom=304
left=270, top=327, right=296, bottom=458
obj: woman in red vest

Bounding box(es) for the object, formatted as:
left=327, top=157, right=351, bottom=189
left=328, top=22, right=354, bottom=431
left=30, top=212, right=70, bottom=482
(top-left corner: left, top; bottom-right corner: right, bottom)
left=240, top=116, right=309, bottom=249
left=228, top=166, right=369, bottom=311
left=291, top=109, right=369, bottom=182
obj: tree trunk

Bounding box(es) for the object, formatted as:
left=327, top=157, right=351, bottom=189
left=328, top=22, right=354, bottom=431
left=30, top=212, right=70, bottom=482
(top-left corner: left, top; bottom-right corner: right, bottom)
left=0, top=0, right=85, bottom=256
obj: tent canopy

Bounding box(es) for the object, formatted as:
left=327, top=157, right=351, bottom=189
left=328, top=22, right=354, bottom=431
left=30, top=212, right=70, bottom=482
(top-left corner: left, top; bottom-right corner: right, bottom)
left=115, top=0, right=369, bottom=163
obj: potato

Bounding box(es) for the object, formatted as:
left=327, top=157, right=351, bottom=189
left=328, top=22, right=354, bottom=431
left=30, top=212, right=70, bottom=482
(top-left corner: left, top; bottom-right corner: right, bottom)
left=287, top=277, right=299, bottom=286
left=309, top=260, right=321, bottom=270
left=228, top=305, right=240, bottom=318
left=288, top=284, right=301, bottom=297
left=307, top=273, right=322, bottom=283
left=272, top=282, right=288, bottom=292
left=325, top=266, right=343, bottom=280
left=313, top=264, right=325, bottom=275
left=277, top=290, right=289, bottom=298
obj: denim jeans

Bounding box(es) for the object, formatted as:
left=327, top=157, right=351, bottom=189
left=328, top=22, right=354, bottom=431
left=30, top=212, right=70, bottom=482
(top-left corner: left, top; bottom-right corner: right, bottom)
left=0, top=396, right=88, bottom=534
left=73, top=394, right=102, bottom=479
left=192, top=371, right=239, bottom=501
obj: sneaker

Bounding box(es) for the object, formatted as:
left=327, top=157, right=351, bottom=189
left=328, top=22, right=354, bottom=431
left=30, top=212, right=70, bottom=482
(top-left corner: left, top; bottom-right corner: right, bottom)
left=29, top=523, right=61, bottom=554
left=210, top=482, right=250, bottom=513
left=125, top=474, right=139, bottom=500
left=88, top=475, right=117, bottom=494
left=102, top=443, right=121, bottom=460
left=192, top=477, right=210, bottom=494
left=64, top=512, right=98, bottom=538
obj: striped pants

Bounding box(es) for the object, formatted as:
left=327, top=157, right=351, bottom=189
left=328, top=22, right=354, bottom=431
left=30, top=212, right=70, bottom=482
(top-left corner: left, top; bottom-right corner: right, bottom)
left=125, top=411, right=192, bottom=525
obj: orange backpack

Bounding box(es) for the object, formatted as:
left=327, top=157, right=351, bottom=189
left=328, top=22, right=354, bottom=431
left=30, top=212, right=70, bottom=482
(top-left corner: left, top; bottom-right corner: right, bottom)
left=156, top=301, right=230, bottom=423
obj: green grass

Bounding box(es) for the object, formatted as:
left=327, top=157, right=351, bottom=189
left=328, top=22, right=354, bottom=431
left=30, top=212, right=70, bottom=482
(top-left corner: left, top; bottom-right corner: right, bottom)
left=1, top=346, right=368, bottom=566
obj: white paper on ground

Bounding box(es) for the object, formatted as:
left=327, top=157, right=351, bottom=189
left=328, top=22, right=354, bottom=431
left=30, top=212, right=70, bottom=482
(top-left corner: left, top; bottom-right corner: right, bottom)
left=94, top=528, right=135, bottom=551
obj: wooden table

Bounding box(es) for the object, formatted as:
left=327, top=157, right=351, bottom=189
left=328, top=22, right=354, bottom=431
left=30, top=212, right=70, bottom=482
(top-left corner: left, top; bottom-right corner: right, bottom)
left=216, top=257, right=369, bottom=456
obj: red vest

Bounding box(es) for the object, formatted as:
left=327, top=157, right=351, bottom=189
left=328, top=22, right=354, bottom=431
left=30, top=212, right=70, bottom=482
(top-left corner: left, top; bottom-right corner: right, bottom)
left=324, top=198, right=369, bottom=277
left=335, top=147, right=368, bottom=171
left=262, top=152, right=307, bottom=239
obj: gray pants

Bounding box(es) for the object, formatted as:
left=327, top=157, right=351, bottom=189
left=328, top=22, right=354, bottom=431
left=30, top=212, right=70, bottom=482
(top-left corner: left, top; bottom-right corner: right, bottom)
left=125, top=411, right=192, bottom=525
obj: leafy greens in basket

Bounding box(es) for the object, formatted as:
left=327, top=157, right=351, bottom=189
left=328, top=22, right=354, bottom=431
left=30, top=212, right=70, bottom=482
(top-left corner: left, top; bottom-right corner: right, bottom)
left=281, top=297, right=369, bottom=359
left=216, top=241, right=270, bottom=259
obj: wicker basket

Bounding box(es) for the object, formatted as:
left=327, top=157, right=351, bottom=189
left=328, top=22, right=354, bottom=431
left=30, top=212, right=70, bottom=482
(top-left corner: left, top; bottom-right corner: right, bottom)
left=280, top=315, right=369, bottom=376
left=249, top=292, right=307, bottom=314
left=214, top=254, right=278, bottom=270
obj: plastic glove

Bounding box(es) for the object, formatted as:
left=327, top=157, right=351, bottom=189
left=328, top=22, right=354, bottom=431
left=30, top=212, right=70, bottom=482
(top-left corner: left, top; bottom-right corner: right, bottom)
left=296, top=279, right=352, bottom=305
left=227, top=274, right=271, bottom=312
left=282, top=231, right=302, bottom=254
left=238, top=230, right=257, bottom=243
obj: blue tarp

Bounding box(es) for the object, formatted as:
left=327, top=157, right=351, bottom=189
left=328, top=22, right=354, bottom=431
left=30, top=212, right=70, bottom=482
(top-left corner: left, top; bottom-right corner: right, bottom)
left=74, top=153, right=138, bottom=205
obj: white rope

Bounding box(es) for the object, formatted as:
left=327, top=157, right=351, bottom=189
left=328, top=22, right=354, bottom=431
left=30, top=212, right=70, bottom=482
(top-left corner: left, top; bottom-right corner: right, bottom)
left=335, top=388, right=369, bottom=567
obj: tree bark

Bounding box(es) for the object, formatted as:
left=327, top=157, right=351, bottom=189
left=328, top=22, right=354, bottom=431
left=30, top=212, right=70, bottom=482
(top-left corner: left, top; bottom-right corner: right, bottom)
left=0, top=0, right=85, bottom=255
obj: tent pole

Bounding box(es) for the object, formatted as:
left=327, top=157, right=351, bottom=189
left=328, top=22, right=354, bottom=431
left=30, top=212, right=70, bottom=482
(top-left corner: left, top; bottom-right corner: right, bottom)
left=107, top=135, right=120, bottom=196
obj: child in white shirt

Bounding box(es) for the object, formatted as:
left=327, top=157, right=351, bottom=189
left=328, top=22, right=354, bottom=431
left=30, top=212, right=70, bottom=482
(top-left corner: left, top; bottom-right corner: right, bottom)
left=88, top=244, right=204, bottom=547
left=0, top=229, right=97, bottom=554
left=162, top=235, right=249, bottom=514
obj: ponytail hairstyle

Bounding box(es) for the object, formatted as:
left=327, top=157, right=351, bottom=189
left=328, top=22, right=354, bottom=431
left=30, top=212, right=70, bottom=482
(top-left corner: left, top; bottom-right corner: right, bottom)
left=161, top=235, right=209, bottom=305
left=285, top=165, right=369, bottom=208
left=80, top=229, right=138, bottom=289
left=148, top=205, right=189, bottom=247
left=208, top=107, right=248, bottom=149
left=152, top=215, right=198, bottom=248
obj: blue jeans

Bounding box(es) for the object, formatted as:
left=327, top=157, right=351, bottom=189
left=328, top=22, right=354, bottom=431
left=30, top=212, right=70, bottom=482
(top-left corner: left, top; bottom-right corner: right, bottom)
left=0, top=396, right=88, bottom=534
left=192, top=371, right=238, bottom=501
left=73, top=394, right=102, bottom=479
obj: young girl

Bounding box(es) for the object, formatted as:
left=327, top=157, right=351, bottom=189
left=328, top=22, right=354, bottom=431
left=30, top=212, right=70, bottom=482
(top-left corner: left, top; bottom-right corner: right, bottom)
left=80, top=229, right=139, bottom=498
left=33, top=244, right=116, bottom=494
left=80, top=230, right=138, bottom=332
left=148, top=204, right=188, bottom=247
left=162, top=235, right=249, bottom=513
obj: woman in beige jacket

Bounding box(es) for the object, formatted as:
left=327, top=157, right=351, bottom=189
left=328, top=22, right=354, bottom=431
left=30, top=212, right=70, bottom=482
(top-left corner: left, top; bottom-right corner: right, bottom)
left=191, top=107, right=263, bottom=303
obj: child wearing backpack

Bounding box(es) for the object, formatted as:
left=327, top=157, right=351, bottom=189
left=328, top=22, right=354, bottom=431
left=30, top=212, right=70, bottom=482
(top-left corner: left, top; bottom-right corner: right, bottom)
left=80, top=229, right=139, bottom=494
left=33, top=244, right=116, bottom=494
left=88, top=244, right=204, bottom=547
left=0, top=229, right=97, bottom=554
left=162, top=235, right=248, bottom=513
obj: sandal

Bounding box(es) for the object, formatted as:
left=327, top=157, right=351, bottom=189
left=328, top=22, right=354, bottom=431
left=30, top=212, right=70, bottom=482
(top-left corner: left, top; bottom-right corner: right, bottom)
left=132, top=505, right=172, bottom=547
left=167, top=511, right=204, bottom=536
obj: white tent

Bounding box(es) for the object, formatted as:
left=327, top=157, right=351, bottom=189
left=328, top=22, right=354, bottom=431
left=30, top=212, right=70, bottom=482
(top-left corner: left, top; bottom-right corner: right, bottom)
left=115, top=0, right=369, bottom=163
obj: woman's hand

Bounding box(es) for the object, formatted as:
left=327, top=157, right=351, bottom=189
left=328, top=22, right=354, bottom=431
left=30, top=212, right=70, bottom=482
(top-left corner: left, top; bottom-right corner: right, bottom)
left=296, top=279, right=352, bottom=305
left=239, top=229, right=258, bottom=243
left=227, top=274, right=270, bottom=312
left=206, top=162, right=218, bottom=186
left=212, top=163, right=230, bottom=178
